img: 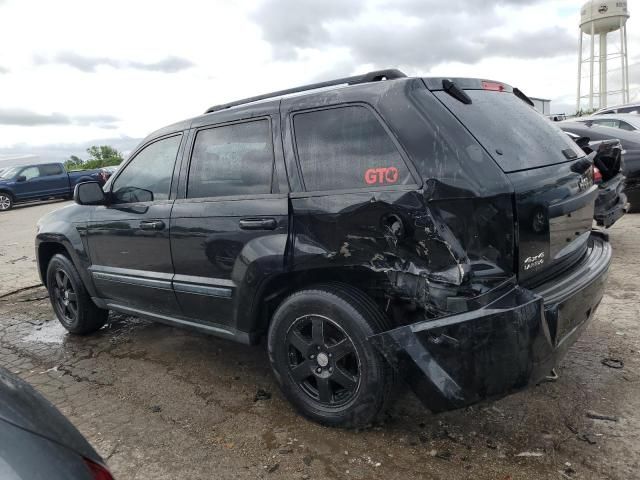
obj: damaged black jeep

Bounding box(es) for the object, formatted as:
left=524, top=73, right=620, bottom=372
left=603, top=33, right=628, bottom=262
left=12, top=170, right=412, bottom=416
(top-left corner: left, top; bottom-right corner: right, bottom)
left=36, top=69, right=612, bottom=428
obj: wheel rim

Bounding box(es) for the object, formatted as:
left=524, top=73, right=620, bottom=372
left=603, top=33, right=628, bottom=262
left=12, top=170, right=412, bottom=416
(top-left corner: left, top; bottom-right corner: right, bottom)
left=0, top=195, right=10, bottom=211
left=285, top=314, right=361, bottom=407
left=52, top=269, right=78, bottom=325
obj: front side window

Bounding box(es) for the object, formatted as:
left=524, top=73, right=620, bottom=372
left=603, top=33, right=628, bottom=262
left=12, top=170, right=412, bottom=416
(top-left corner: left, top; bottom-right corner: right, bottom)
left=293, top=105, right=412, bottom=191
left=187, top=120, right=273, bottom=199
left=112, top=135, right=181, bottom=203
left=20, top=167, right=40, bottom=181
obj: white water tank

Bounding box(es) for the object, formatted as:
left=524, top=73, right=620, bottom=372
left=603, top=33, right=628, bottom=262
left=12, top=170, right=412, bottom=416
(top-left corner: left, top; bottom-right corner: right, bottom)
left=580, top=0, right=629, bottom=34
left=576, top=1, right=630, bottom=111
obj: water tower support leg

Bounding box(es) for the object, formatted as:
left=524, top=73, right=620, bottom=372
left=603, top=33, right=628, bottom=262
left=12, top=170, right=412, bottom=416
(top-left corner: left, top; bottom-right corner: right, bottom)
left=600, top=33, right=607, bottom=108
left=622, top=23, right=629, bottom=103
left=577, top=31, right=582, bottom=112
left=589, top=21, right=595, bottom=110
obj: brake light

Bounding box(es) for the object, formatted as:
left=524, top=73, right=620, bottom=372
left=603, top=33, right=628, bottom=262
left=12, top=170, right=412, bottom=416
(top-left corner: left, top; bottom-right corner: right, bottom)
left=84, top=458, right=114, bottom=480
left=593, top=167, right=602, bottom=184
left=482, top=81, right=505, bottom=92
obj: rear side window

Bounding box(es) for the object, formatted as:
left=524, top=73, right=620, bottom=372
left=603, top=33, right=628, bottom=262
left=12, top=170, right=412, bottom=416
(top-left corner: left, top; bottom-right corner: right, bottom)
left=293, top=105, right=412, bottom=191
left=434, top=90, right=585, bottom=172
left=40, top=164, right=63, bottom=176
left=188, top=120, right=273, bottom=199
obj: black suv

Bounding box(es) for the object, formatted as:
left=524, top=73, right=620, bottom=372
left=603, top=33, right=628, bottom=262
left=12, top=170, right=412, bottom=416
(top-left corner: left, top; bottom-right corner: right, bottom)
left=36, top=69, right=611, bottom=428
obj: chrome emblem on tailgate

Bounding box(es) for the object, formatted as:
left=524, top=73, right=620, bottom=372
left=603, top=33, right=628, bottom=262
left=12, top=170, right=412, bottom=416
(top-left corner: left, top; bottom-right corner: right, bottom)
left=524, top=251, right=545, bottom=271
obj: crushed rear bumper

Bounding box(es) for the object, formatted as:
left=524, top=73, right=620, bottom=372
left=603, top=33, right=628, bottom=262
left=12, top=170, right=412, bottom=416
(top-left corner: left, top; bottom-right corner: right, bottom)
left=369, top=232, right=611, bottom=412
left=594, top=174, right=628, bottom=228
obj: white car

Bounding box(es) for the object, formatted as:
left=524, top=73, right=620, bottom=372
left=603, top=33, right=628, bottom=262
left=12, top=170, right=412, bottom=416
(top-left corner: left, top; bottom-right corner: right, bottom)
left=593, top=102, right=640, bottom=115
left=576, top=113, right=640, bottom=132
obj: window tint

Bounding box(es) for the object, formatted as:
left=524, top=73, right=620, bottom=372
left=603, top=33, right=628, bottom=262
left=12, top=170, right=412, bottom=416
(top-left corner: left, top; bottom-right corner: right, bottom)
left=293, top=106, right=412, bottom=191
left=188, top=120, right=273, bottom=199
left=434, top=90, right=585, bottom=172
left=618, top=121, right=635, bottom=131
left=40, top=164, right=63, bottom=176
left=619, top=106, right=640, bottom=114
left=20, top=167, right=40, bottom=180
left=112, top=135, right=181, bottom=203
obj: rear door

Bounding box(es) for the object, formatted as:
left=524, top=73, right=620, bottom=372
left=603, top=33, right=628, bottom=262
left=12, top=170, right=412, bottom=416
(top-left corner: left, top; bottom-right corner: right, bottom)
left=430, top=80, right=597, bottom=285
left=170, top=106, right=288, bottom=336
left=38, top=164, right=70, bottom=197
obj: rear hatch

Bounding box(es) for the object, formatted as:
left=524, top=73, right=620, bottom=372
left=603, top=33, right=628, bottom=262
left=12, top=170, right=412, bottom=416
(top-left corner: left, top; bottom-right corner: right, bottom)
left=425, top=78, right=597, bottom=285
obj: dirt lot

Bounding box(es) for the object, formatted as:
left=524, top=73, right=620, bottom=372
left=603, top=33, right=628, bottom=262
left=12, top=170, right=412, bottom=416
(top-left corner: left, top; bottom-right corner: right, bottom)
left=0, top=203, right=638, bottom=479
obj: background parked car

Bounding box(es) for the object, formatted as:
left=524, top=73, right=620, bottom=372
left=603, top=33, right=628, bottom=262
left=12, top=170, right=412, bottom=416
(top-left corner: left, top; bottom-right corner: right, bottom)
left=574, top=113, right=640, bottom=132
left=560, top=121, right=640, bottom=211
left=593, top=102, right=640, bottom=115
left=0, top=162, right=101, bottom=211
left=565, top=132, right=627, bottom=227
left=0, top=368, right=114, bottom=479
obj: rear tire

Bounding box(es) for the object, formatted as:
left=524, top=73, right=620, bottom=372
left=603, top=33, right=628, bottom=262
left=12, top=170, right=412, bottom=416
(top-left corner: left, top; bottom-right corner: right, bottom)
left=267, top=283, right=394, bottom=428
left=0, top=192, right=13, bottom=211
left=46, top=254, right=108, bottom=334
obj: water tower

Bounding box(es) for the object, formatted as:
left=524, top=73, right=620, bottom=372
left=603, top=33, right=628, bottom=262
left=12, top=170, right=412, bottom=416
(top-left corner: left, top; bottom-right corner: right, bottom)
left=576, top=0, right=630, bottom=112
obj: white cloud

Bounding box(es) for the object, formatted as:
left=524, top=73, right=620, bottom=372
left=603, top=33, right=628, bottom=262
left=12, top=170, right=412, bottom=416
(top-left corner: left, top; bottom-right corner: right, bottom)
left=0, top=0, right=637, bottom=153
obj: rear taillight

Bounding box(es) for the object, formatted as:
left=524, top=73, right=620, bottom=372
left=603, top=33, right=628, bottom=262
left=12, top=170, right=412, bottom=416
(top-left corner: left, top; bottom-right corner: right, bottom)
left=482, top=81, right=505, bottom=92
left=593, top=167, right=602, bottom=184
left=84, top=458, right=114, bottom=480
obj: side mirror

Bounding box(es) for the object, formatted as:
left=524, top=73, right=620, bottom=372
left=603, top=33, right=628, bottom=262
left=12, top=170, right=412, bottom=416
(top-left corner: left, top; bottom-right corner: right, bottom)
left=74, top=181, right=106, bottom=206
left=16, top=175, right=26, bottom=182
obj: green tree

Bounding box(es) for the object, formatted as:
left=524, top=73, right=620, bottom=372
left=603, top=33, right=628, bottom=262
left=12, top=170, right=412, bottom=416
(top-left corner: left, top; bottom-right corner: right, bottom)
left=64, top=146, right=125, bottom=171
left=83, top=145, right=124, bottom=169
left=64, top=155, right=84, bottom=171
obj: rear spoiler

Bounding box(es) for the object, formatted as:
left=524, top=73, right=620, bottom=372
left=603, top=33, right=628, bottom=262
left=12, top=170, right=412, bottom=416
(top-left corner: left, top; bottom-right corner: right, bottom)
left=423, top=77, right=535, bottom=108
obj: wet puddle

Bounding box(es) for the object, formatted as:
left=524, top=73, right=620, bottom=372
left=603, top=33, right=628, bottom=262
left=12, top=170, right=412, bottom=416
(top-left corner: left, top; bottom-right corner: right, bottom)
left=22, top=320, right=68, bottom=344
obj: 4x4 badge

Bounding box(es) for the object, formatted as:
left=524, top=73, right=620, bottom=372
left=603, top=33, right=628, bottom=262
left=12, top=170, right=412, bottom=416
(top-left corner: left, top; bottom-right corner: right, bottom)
left=364, top=167, right=399, bottom=185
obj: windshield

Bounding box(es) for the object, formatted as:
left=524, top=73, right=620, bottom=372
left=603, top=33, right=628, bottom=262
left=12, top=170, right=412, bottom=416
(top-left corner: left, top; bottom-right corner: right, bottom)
left=434, top=90, right=586, bottom=172
left=0, top=166, right=21, bottom=179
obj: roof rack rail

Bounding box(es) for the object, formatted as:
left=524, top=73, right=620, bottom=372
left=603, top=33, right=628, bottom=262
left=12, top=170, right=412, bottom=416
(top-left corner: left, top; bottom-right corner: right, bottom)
left=204, top=68, right=407, bottom=114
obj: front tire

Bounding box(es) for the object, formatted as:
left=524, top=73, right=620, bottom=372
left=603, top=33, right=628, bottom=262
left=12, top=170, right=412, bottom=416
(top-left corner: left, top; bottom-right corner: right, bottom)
left=0, top=193, right=13, bottom=211
left=267, top=283, right=394, bottom=428
left=46, top=254, right=108, bottom=334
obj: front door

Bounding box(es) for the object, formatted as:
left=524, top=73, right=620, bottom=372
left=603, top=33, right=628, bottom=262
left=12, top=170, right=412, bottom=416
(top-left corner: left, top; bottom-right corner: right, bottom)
left=86, top=133, right=184, bottom=315
left=11, top=166, right=42, bottom=200
left=170, top=113, right=289, bottom=335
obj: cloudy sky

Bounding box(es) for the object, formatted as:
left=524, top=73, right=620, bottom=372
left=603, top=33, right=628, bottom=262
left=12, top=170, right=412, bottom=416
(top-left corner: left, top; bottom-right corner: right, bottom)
left=0, top=0, right=638, bottom=163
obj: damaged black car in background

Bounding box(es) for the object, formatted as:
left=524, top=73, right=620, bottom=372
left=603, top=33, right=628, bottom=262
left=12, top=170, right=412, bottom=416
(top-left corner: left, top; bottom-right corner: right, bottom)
left=565, top=132, right=628, bottom=227
left=36, top=70, right=611, bottom=428
left=561, top=121, right=640, bottom=213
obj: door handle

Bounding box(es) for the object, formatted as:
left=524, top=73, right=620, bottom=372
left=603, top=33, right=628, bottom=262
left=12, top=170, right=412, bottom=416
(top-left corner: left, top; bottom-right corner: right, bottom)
left=239, top=218, right=277, bottom=230
left=140, top=220, right=166, bottom=231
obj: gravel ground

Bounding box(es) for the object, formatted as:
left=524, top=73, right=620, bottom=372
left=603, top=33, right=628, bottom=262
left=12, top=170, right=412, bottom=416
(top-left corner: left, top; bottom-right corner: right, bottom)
left=0, top=203, right=638, bottom=479
left=0, top=199, right=72, bottom=296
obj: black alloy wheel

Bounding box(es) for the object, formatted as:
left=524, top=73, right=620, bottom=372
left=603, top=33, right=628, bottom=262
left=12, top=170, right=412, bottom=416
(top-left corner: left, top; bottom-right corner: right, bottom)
left=51, top=268, right=78, bottom=327
left=286, top=314, right=361, bottom=406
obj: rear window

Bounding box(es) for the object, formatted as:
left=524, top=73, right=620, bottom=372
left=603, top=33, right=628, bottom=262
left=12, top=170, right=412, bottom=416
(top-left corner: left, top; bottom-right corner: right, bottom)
left=434, top=90, right=585, bottom=172
left=293, top=105, right=413, bottom=191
